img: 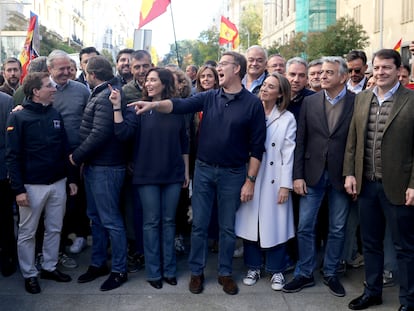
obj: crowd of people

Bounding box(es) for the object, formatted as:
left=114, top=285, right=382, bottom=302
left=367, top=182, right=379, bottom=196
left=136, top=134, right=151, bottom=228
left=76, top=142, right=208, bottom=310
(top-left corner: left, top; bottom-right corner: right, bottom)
left=1, top=41, right=414, bottom=311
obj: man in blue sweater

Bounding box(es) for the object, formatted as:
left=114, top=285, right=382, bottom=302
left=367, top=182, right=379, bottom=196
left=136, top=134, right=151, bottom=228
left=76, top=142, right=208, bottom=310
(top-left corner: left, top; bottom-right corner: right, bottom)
left=126, top=51, right=266, bottom=295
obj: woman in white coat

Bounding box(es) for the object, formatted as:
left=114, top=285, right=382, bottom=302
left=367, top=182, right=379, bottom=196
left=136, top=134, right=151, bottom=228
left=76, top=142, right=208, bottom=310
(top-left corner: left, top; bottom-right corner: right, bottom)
left=235, top=72, right=296, bottom=291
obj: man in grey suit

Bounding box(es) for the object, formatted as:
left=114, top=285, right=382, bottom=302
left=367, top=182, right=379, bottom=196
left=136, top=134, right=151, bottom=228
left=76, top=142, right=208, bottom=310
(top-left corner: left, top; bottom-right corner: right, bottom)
left=283, top=56, right=354, bottom=297
left=345, top=49, right=414, bottom=311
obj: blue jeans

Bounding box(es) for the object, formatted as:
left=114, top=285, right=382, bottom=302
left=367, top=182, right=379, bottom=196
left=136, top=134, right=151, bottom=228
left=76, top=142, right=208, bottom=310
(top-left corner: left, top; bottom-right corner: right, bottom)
left=84, top=165, right=127, bottom=273
left=138, top=183, right=181, bottom=281
left=243, top=240, right=288, bottom=273
left=295, top=171, right=350, bottom=278
left=188, top=160, right=246, bottom=276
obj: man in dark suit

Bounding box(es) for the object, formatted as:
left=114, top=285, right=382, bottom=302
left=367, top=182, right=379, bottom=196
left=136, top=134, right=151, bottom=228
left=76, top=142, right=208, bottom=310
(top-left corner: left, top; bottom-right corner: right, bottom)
left=283, top=56, right=354, bottom=297
left=344, top=49, right=414, bottom=311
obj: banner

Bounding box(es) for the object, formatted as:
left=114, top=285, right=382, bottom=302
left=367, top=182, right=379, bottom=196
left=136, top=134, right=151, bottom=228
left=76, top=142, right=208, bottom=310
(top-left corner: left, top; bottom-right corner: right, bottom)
left=19, top=11, right=39, bottom=82
left=393, top=38, right=402, bottom=53
left=219, top=16, right=239, bottom=49
left=138, top=0, right=171, bottom=29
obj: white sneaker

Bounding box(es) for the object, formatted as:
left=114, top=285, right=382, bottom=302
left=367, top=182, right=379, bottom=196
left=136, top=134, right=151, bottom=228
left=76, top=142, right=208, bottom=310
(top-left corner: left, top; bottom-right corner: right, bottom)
left=69, top=237, right=87, bottom=254
left=243, top=269, right=261, bottom=286
left=58, top=253, right=78, bottom=269
left=271, top=272, right=285, bottom=291
left=233, top=246, right=244, bottom=258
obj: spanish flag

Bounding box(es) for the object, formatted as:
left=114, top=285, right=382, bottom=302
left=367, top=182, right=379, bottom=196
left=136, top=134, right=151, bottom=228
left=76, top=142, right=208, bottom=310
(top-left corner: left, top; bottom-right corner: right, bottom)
left=19, top=11, right=39, bottom=82
left=219, top=16, right=239, bottom=50
left=393, top=38, right=402, bottom=53
left=138, top=0, right=171, bottom=29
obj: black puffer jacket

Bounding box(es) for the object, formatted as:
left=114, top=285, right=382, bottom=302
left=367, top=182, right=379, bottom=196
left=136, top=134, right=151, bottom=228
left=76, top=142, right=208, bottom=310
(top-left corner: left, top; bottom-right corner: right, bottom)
left=71, top=77, right=127, bottom=166
left=0, top=92, right=13, bottom=180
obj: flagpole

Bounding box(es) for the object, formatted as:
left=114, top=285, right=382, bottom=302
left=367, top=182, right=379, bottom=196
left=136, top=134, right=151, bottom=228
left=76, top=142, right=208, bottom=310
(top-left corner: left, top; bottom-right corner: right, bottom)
left=169, top=1, right=181, bottom=67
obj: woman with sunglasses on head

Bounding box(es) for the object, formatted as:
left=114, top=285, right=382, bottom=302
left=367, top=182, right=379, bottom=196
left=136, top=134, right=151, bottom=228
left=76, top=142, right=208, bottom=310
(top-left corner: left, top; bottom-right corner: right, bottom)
left=235, top=72, right=296, bottom=291
left=110, top=67, right=189, bottom=289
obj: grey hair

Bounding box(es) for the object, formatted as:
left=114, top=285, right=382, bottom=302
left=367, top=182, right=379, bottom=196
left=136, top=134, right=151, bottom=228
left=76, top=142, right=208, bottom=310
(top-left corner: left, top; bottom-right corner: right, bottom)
left=28, top=56, right=48, bottom=73
left=286, top=57, right=308, bottom=72
left=246, top=45, right=268, bottom=60
left=308, top=59, right=323, bottom=68
left=321, top=56, right=348, bottom=76
left=47, top=50, right=70, bottom=67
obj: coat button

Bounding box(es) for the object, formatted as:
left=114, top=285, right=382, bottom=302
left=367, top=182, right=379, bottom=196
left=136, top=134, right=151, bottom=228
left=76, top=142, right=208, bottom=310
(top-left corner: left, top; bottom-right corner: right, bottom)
left=270, top=161, right=274, bottom=165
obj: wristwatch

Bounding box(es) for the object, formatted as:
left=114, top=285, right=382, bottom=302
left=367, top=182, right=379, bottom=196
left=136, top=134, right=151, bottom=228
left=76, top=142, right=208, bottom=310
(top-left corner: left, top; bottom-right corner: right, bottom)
left=247, top=175, right=256, bottom=183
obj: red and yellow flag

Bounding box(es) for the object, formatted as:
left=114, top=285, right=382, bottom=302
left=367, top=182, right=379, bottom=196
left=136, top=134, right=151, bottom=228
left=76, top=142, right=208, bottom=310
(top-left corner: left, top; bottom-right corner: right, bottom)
left=138, top=0, right=171, bottom=29
left=393, top=38, right=402, bottom=53
left=219, top=16, right=239, bottom=49
left=19, top=11, right=39, bottom=82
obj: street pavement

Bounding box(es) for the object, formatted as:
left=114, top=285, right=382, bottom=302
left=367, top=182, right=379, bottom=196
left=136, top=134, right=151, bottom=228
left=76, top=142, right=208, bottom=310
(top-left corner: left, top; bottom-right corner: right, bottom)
left=0, top=238, right=399, bottom=311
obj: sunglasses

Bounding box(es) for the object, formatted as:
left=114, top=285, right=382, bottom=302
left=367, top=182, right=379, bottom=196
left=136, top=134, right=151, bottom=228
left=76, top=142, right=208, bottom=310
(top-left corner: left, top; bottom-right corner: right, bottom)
left=348, top=68, right=362, bottom=74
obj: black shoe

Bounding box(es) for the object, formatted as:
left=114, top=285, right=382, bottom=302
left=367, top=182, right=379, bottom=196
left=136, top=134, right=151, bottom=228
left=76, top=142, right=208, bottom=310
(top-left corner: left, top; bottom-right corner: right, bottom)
left=163, top=277, right=177, bottom=286
left=189, top=274, right=204, bottom=294
left=148, top=279, right=163, bottom=289
left=40, top=269, right=71, bottom=282
left=100, top=272, right=127, bottom=291
left=78, top=265, right=110, bottom=283
left=348, top=293, right=382, bottom=310
left=282, top=275, right=315, bottom=293
left=1, top=257, right=17, bottom=277
left=25, top=277, right=41, bottom=294
left=324, top=276, right=345, bottom=297
left=127, top=253, right=145, bottom=273
left=399, top=306, right=414, bottom=311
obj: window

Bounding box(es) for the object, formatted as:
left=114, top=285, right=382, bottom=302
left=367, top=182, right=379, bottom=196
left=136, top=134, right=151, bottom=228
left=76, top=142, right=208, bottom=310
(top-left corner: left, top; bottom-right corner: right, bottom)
left=402, top=0, right=413, bottom=23
left=353, top=5, right=361, bottom=24
left=374, top=0, right=380, bottom=33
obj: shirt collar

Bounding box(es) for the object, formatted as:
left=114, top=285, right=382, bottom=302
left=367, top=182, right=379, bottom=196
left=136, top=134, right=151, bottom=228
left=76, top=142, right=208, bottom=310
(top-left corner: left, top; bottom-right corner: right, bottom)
left=373, top=82, right=400, bottom=105
left=242, top=72, right=266, bottom=92
left=347, top=77, right=366, bottom=94
left=324, top=86, right=347, bottom=105
left=50, top=77, right=69, bottom=91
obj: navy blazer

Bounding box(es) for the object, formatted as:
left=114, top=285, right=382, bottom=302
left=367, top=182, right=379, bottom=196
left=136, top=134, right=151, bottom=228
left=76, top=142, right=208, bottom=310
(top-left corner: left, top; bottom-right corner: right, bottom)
left=293, top=90, right=355, bottom=190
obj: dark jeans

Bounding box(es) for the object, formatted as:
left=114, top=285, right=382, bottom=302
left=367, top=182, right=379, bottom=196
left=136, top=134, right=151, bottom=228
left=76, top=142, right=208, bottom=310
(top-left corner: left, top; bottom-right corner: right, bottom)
left=188, top=160, right=246, bottom=276
left=0, top=179, right=17, bottom=273
left=359, top=180, right=414, bottom=307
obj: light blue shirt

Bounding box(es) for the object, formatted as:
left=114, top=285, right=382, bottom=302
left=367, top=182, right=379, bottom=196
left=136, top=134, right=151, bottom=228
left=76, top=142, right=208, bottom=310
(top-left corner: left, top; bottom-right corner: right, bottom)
left=324, top=86, right=347, bottom=105
left=242, top=72, right=266, bottom=93
left=373, top=82, right=400, bottom=105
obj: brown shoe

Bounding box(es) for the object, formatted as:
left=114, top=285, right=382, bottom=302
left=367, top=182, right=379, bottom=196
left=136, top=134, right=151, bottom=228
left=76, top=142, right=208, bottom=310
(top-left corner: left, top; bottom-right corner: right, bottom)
left=218, top=275, right=239, bottom=295
left=189, top=274, right=204, bottom=294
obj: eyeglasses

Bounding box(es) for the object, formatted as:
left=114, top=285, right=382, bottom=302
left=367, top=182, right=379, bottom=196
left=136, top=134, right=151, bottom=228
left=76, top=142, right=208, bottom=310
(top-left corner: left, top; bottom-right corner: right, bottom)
left=217, top=61, right=237, bottom=67
left=348, top=68, right=362, bottom=74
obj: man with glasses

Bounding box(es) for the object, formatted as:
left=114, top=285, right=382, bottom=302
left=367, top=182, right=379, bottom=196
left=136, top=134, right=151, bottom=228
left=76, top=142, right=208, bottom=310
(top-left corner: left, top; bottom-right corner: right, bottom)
left=267, top=54, right=286, bottom=75
left=242, top=45, right=268, bottom=95
left=346, top=50, right=368, bottom=94
left=127, top=51, right=266, bottom=296
left=6, top=72, right=77, bottom=294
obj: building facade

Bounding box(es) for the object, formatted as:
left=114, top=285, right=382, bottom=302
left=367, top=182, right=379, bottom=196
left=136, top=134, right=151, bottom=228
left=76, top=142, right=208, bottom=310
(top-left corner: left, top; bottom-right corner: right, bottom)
left=0, top=0, right=135, bottom=63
